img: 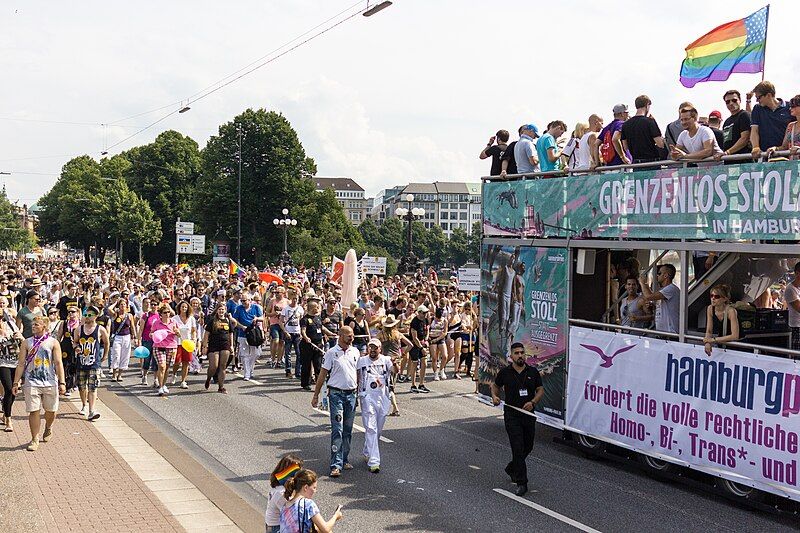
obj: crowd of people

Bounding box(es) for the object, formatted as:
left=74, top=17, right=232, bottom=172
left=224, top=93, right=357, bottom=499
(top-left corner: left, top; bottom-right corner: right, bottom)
left=480, top=80, right=800, bottom=176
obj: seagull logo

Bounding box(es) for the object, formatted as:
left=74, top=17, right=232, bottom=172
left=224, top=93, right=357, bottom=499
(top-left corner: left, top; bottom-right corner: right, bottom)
left=580, top=344, right=636, bottom=368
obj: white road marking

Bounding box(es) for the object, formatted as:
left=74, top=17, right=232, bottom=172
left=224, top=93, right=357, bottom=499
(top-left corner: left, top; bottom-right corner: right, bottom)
left=312, top=407, right=394, bottom=443
left=493, top=488, right=602, bottom=533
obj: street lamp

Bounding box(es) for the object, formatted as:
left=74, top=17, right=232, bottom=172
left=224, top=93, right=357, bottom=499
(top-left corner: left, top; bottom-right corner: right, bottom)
left=395, top=193, right=425, bottom=274
left=272, top=208, right=297, bottom=264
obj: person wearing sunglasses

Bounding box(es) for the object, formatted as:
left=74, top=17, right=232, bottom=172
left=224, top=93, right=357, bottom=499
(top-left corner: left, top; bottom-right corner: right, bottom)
left=72, top=306, right=110, bottom=420
left=703, top=284, right=740, bottom=357
left=765, top=94, right=800, bottom=161
left=750, top=80, right=793, bottom=160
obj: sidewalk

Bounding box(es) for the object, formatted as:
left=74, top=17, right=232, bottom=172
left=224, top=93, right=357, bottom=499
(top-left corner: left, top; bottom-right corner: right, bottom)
left=0, top=391, right=246, bottom=533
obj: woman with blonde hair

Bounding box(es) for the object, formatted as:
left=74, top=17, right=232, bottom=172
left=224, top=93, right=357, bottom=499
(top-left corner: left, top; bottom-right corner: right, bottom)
left=703, top=284, right=739, bottom=356
left=562, top=122, right=589, bottom=170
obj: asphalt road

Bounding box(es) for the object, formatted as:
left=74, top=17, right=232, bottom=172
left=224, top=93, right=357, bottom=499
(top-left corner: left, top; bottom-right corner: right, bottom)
left=109, top=354, right=798, bottom=533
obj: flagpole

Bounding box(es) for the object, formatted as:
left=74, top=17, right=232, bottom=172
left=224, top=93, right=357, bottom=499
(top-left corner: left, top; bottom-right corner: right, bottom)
left=761, top=4, right=770, bottom=81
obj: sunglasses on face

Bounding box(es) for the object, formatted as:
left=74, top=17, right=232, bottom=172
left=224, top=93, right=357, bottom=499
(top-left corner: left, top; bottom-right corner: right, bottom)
left=724, top=99, right=739, bottom=104
left=710, top=294, right=721, bottom=299
left=86, top=314, right=97, bottom=318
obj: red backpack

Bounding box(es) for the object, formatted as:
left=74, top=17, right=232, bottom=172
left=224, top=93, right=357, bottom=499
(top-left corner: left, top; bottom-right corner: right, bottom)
left=599, top=127, right=616, bottom=165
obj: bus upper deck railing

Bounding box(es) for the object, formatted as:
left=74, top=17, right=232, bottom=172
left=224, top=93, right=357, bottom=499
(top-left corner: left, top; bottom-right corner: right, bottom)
left=481, top=150, right=797, bottom=182
left=569, top=318, right=798, bottom=359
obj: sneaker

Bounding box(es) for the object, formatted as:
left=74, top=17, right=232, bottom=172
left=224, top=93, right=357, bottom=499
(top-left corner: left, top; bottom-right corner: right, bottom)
left=158, top=386, right=165, bottom=396
left=63, top=391, right=71, bottom=397
left=453, top=373, right=462, bottom=380
left=170, top=375, right=176, bottom=385
left=141, top=376, right=147, bottom=385
left=242, top=377, right=250, bottom=382
left=162, top=385, right=169, bottom=394
left=88, top=411, right=100, bottom=421
left=152, top=381, right=160, bottom=389
left=180, top=381, right=188, bottom=389
left=369, top=465, right=380, bottom=474
left=410, top=385, right=419, bottom=393
left=26, top=439, right=39, bottom=452
left=42, top=428, right=52, bottom=442
left=433, top=373, right=440, bottom=381
left=419, top=384, right=430, bottom=393
left=79, top=404, right=87, bottom=416
left=440, top=370, right=448, bottom=380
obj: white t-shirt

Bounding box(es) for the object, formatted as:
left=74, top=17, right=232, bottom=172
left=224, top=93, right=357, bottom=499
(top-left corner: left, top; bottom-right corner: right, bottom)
left=655, top=283, right=680, bottom=334
left=676, top=125, right=723, bottom=156
left=171, top=314, right=196, bottom=341
left=357, top=355, right=393, bottom=398
left=265, top=486, right=285, bottom=527
left=784, top=283, right=800, bottom=327
left=281, top=304, right=304, bottom=334
left=322, top=344, right=359, bottom=390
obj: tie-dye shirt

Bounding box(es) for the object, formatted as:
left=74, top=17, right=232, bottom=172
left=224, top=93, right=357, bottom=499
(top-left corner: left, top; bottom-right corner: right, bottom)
left=279, top=497, right=319, bottom=533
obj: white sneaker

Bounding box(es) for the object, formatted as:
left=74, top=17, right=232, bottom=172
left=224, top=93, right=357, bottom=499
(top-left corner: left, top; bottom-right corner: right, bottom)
left=440, top=370, right=448, bottom=380
left=140, top=376, right=147, bottom=385
left=170, top=375, right=176, bottom=385
left=79, top=404, right=87, bottom=416
left=180, top=381, right=188, bottom=389
left=162, top=385, right=169, bottom=394
left=433, top=372, right=440, bottom=381
left=158, top=386, right=165, bottom=396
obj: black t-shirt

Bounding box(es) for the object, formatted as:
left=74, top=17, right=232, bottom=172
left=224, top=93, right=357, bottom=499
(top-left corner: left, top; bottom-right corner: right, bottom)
left=710, top=127, right=724, bottom=149
left=501, top=141, right=518, bottom=175
left=57, top=295, right=79, bottom=320
left=621, top=115, right=662, bottom=161
left=301, top=315, right=324, bottom=342
left=409, top=316, right=428, bottom=343
left=494, top=364, right=543, bottom=413
left=722, top=110, right=751, bottom=153
left=387, top=306, right=403, bottom=318
left=485, top=144, right=507, bottom=176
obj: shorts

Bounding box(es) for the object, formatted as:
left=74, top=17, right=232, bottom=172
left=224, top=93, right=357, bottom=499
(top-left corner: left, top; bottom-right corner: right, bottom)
left=269, top=324, right=283, bottom=340
left=76, top=367, right=99, bottom=392
left=449, top=331, right=462, bottom=341
left=24, top=385, right=59, bottom=413
left=175, top=345, right=193, bottom=364
left=154, top=347, right=176, bottom=366
left=431, top=339, right=445, bottom=345
left=410, top=347, right=426, bottom=361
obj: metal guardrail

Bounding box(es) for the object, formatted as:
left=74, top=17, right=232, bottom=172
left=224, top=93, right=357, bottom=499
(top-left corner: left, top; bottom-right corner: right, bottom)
left=482, top=150, right=798, bottom=181
left=569, top=318, right=798, bottom=358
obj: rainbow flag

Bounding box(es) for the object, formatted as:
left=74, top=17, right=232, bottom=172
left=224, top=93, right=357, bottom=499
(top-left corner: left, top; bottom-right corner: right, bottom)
left=229, top=259, right=242, bottom=276
left=679, top=6, right=769, bottom=88
left=274, top=464, right=300, bottom=485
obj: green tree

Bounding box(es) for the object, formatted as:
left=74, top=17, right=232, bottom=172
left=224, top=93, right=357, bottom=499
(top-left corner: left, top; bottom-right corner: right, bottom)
left=122, top=130, right=202, bottom=264
left=37, top=155, right=106, bottom=262
left=425, top=224, right=448, bottom=267
left=376, top=217, right=404, bottom=258
left=357, top=219, right=381, bottom=246
left=468, top=221, right=482, bottom=264
left=447, top=227, right=471, bottom=267
left=194, top=109, right=317, bottom=264
left=0, top=190, right=35, bottom=252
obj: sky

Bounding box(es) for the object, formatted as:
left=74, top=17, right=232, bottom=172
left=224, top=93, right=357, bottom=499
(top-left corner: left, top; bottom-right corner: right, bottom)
left=1, top=0, right=797, bottom=206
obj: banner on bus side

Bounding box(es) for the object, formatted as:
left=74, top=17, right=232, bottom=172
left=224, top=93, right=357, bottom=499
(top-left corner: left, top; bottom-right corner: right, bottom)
left=566, top=326, right=800, bottom=502
left=483, top=161, right=800, bottom=241
left=478, top=244, right=567, bottom=426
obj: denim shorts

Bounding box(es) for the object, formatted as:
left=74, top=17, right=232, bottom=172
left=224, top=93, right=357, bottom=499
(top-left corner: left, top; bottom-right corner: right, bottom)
left=269, top=324, right=282, bottom=340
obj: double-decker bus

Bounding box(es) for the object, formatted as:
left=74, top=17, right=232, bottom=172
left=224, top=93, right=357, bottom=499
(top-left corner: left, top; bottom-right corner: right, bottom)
left=479, top=152, right=800, bottom=508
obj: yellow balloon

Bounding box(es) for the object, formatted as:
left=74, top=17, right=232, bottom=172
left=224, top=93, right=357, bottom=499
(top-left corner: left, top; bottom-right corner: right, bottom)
left=181, top=339, right=196, bottom=353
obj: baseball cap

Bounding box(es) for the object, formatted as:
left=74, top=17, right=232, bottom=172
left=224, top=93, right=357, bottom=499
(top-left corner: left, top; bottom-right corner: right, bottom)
left=521, top=124, right=539, bottom=137
left=367, top=338, right=381, bottom=348
left=709, top=110, right=722, bottom=119
left=612, top=104, right=629, bottom=114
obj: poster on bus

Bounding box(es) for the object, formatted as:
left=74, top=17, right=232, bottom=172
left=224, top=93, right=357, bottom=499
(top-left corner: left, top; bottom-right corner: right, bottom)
left=566, top=326, right=800, bottom=501
left=479, top=244, right=567, bottom=426
left=482, top=161, right=800, bottom=241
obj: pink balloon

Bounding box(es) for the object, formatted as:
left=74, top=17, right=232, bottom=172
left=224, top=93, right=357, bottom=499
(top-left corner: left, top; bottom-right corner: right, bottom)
left=152, top=329, right=169, bottom=343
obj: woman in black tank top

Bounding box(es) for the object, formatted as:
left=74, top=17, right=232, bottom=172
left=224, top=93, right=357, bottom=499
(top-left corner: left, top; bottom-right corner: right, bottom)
left=703, top=284, right=740, bottom=356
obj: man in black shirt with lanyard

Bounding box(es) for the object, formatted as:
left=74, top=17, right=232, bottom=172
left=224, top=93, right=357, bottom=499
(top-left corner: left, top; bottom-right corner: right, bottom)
left=492, top=342, right=543, bottom=496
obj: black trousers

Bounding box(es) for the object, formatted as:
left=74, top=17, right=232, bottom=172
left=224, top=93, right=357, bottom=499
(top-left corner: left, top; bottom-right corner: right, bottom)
left=504, top=412, right=536, bottom=485
left=0, top=366, right=15, bottom=418
left=299, top=341, right=323, bottom=388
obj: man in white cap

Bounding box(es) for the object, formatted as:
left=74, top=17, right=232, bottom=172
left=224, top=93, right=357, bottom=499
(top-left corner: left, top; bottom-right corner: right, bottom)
left=357, top=338, right=396, bottom=473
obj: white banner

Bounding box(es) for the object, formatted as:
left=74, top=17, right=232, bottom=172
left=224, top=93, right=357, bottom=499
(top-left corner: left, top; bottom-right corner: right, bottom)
left=457, top=267, right=480, bottom=291
left=361, top=255, right=387, bottom=275
left=566, top=327, right=800, bottom=501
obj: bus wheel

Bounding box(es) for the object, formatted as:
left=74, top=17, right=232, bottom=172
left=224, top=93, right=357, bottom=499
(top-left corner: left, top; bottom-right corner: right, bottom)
left=638, top=454, right=672, bottom=473
left=575, top=434, right=606, bottom=453
left=719, top=479, right=764, bottom=502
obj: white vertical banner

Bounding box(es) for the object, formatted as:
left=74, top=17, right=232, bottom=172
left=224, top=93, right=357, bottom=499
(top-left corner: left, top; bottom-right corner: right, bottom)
left=566, top=327, right=800, bottom=501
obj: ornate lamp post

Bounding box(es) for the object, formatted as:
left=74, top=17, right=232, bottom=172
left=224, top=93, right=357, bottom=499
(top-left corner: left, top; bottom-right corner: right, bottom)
left=395, top=193, right=425, bottom=274
left=272, top=208, right=297, bottom=264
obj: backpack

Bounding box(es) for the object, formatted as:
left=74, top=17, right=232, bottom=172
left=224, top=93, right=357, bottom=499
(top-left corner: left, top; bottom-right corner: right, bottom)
left=245, top=324, right=265, bottom=347
left=599, top=127, right=616, bottom=164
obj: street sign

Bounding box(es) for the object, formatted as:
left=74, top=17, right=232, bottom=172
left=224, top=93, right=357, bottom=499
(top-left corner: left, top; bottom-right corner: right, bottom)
left=176, top=234, right=205, bottom=255
left=361, top=255, right=387, bottom=275
left=175, top=221, right=195, bottom=235
left=457, top=267, right=480, bottom=291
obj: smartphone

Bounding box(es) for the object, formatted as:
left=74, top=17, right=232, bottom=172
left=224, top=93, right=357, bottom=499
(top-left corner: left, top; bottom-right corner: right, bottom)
left=335, top=504, right=343, bottom=514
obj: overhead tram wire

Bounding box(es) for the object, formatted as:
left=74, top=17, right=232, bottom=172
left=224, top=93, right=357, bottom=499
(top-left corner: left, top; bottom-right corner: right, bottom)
left=103, top=3, right=374, bottom=153
left=107, top=0, right=365, bottom=126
